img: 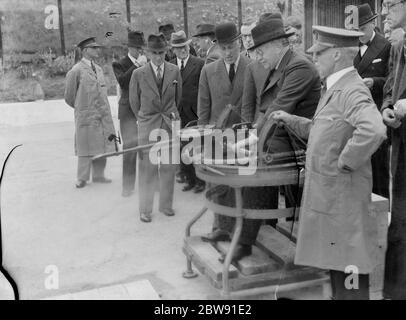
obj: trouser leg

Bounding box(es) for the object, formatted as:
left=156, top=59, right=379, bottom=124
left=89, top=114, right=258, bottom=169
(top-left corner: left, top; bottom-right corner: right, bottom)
left=77, top=156, right=92, bottom=181
left=371, top=140, right=390, bottom=199
left=384, top=142, right=406, bottom=299
left=329, top=270, right=369, bottom=300
left=138, top=151, right=158, bottom=214
left=92, top=158, right=106, bottom=179
left=158, top=163, right=176, bottom=212
left=120, top=117, right=138, bottom=192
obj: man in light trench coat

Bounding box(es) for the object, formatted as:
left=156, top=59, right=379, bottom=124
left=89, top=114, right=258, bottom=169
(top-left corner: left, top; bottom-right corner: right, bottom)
left=272, top=26, right=387, bottom=300
left=65, top=37, right=116, bottom=188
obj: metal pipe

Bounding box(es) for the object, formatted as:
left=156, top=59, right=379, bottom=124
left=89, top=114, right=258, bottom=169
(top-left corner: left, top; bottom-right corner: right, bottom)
left=222, top=187, right=244, bottom=297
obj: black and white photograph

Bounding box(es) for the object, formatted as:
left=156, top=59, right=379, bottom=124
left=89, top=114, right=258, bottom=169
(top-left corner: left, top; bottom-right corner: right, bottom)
left=0, top=0, right=404, bottom=304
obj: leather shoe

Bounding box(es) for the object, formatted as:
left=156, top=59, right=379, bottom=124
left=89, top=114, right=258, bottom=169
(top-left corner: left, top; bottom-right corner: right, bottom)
left=93, top=177, right=112, bottom=184
left=219, top=244, right=252, bottom=263
left=122, top=189, right=134, bottom=197
left=176, top=175, right=187, bottom=184
left=182, top=183, right=196, bottom=192
left=161, top=208, right=175, bottom=217
left=75, top=180, right=87, bottom=188
left=201, top=230, right=230, bottom=243
left=140, top=213, right=152, bottom=223
left=193, top=182, right=206, bottom=194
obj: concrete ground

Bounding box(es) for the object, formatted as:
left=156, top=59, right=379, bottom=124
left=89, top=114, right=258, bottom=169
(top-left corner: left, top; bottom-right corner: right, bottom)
left=0, top=98, right=324, bottom=300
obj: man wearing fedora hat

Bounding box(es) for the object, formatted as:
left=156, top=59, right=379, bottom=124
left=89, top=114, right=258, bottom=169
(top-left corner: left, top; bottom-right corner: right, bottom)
left=159, top=23, right=197, bottom=62
left=247, top=13, right=320, bottom=213
left=353, top=3, right=391, bottom=200
left=65, top=37, right=116, bottom=188
left=129, top=34, right=182, bottom=223
left=193, top=23, right=222, bottom=64
left=169, top=30, right=206, bottom=193
left=112, top=31, right=146, bottom=197
left=272, top=25, right=387, bottom=300
left=241, top=20, right=256, bottom=59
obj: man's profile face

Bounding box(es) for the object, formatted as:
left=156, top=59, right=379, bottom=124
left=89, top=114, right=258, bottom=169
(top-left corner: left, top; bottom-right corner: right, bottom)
left=255, top=41, right=281, bottom=70
left=85, top=47, right=100, bottom=60
left=359, top=22, right=375, bottom=44
left=219, top=40, right=240, bottom=64
left=241, top=34, right=254, bottom=50
left=196, top=37, right=211, bottom=52
left=382, top=0, right=406, bottom=30
left=173, top=45, right=190, bottom=60
left=312, top=48, right=335, bottom=80
left=129, top=47, right=142, bottom=59
left=147, top=49, right=166, bottom=66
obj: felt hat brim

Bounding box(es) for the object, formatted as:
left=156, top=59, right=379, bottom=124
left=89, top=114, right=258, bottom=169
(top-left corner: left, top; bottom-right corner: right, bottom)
left=248, top=31, right=294, bottom=51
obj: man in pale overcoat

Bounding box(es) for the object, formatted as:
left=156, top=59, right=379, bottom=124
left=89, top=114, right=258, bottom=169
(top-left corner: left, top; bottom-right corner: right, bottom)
left=65, top=37, right=116, bottom=188
left=129, top=34, right=182, bottom=223
left=272, top=26, right=387, bottom=300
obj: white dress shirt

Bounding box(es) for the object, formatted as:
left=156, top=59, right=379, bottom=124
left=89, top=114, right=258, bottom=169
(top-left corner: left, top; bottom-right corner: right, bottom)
left=224, top=54, right=241, bottom=75
left=177, top=55, right=190, bottom=70
left=360, top=31, right=375, bottom=57
left=150, top=61, right=165, bottom=79
left=326, top=66, right=355, bottom=90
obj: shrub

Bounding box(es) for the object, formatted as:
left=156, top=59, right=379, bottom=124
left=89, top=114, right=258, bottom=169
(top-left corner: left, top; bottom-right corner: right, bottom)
left=43, top=51, right=75, bottom=77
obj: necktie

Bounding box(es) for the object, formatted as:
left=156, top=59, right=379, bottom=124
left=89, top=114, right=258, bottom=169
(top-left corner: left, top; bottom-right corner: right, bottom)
left=229, top=63, right=235, bottom=83
left=157, top=65, right=162, bottom=81
left=91, top=61, right=97, bottom=75
left=181, top=59, right=185, bottom=73
left=320, top=80, right=327, bottom=97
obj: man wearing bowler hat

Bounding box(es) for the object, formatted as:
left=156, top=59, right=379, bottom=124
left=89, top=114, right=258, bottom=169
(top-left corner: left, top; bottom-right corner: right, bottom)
left=354, top=3, right=391, bottom=199
left=247, top=13, right=320, bottom=211
left=198, top=22, right=258, bottom=263
left=129, top=34, right=182, bottom=223
left=271, top=26, right=387, bottom=300
left=169, top=31, right=206, bottom=193
left=193, top=23, right=221, bottom=64
left=112, top=31, right=146, bottom=197
left=65, top=37, right=116, bottom=189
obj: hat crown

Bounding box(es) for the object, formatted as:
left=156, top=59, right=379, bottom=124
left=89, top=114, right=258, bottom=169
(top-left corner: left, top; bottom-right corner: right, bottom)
left=77, top=37, right=100, bottom=49
left=249, top=15, right=292, bottom=50
left=215, top=22, right=240, bottom=44
left=193, top=24, right=215, bottom=37
left=159, top=23, right=175, bottom=35
left=128, top=31, right=145, bottom=48
left=147, top=33, right=168, bottom=50
left=357, top=4, right=377, bottom=27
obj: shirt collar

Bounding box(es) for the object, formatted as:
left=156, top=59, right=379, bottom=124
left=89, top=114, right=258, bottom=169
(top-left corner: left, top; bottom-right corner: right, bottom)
left=128, top=53, right=140, bottom=67
left=326, top=66, right=355, bottom=90
left=224, top=54, right=241, bottom=70
left=177, top=55, right=190, bottom=68
left=276, top=47, right=290, bottom=70
left=150, top=61, right=164, bottom=72
left=81, top=57, right=92, bottom=67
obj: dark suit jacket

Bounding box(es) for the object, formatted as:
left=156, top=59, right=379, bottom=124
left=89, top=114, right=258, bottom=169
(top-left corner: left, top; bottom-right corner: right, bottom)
left=260, top=49, right=320, bottom=120
left=170, top=55, right=205, bottom=126
left=354, top=32, right=391, bottom=108
left=258, top=49, right=321, bottom=152
left=112, top=56, right=139, bottom=120
left=197, top=54, right=250, bottom=126
left=382, top=40, right=406, bottom=176
left=241, top=61, right=270, bottom=123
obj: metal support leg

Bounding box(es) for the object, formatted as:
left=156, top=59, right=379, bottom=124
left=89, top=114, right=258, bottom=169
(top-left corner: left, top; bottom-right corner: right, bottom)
left=183, top=207, right=208, bottom=279
left=221, top=187, right=243, bottom=297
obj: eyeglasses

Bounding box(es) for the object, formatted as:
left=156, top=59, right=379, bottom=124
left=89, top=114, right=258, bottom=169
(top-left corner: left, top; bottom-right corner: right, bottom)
left=382, top=0, right=405, bottom=14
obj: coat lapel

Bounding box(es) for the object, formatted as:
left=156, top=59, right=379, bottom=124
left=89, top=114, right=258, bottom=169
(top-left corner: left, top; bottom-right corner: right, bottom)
left=144, top=63, right=160, bottom=96
left=80, top=60, right=97, bottom=81
left=181, top=57, right=196, bottom=83
left=356, top=34, right=387, bottom=75
left=215, top=59, right=232, bottom=93
left=230, top=55, right=248, bottom=104
left=162, top=62, right=175, bottom=95
left=262, top=49, right=293, bottom=94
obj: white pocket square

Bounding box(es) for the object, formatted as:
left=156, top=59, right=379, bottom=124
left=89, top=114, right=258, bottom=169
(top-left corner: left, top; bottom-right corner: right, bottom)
left=372, top=58, right=382, bottom=64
